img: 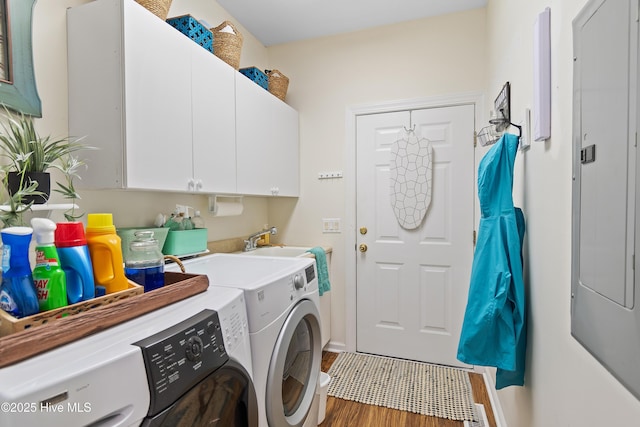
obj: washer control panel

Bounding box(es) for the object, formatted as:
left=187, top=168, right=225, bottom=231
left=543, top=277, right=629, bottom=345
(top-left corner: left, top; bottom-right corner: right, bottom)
left=134, top=309, right=228, bottom=416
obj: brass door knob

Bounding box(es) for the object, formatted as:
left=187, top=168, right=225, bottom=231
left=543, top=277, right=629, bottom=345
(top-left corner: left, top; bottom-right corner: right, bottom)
left=359, top=244, right=368, bottom=253
left=359, top=227, right=368, bottom=235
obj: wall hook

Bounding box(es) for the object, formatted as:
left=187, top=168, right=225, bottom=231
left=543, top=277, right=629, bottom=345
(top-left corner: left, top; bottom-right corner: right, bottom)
left=403, top=124, right=416, bottom=133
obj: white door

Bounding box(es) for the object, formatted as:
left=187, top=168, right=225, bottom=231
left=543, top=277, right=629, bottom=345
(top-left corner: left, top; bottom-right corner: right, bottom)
left=356, top=105, right=475, bottom=367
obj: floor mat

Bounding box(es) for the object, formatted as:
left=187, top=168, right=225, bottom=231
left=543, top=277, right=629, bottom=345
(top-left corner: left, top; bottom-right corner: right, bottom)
left=327, top=352, right=478, bottom=422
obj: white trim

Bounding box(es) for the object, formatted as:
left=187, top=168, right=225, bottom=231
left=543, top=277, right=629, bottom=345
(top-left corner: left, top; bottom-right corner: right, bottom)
left=344, top=91, right=485, bottom=355
left=323, top=341, right=346, bottom=354
left=482, top=370, right=508, bottom=427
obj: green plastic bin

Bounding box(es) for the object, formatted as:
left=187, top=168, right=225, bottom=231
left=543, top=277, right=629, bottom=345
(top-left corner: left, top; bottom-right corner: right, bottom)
left=162, top=229, right=208, bottom=256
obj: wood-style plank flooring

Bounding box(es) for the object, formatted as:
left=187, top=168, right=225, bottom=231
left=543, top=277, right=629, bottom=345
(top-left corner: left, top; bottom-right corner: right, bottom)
left=319, top=352, right=497, bottom=427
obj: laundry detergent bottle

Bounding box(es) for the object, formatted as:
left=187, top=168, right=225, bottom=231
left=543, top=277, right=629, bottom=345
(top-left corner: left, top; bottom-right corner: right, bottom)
left=31, top=218, right=67, bottom=311
left=86, top=213, right=128, bottom=294
left=55, top=222, right=96, bottom=303
left=0, top=227, right=39, bottom=318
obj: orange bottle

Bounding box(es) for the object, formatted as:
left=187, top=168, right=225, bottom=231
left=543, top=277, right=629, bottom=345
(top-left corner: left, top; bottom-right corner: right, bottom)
left=85, top=213, right=128, bottom=294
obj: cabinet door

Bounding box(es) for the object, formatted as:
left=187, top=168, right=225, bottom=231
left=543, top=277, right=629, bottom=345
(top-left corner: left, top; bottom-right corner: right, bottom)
left=191, top=44, right=237, bottom=194
left=122, top=0, right=193, bottom=191
left=236, top=75, right=299, bottom=196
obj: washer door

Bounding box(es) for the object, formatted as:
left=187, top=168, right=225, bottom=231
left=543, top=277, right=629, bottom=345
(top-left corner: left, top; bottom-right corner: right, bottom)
left=142, top=359, right=258, bottom=427
left=266, top=299, right=322, bottom=427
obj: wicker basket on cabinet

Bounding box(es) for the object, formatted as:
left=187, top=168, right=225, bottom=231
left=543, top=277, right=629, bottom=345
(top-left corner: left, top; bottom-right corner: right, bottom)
left=211, top=20, right=244, bottom=70
left=135, top=0, right=173, bottom=20
left=265, top=69, right=289, bottom=101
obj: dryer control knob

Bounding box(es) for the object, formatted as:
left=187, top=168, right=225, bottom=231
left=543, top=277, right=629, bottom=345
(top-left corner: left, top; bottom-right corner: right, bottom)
left=293, top=273, right=304, bottom=290
left=185, top=336, right=204, bottom=361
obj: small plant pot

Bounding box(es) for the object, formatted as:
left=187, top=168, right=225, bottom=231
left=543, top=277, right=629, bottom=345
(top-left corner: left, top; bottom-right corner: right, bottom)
left=6, top=171, right=50, bottom=205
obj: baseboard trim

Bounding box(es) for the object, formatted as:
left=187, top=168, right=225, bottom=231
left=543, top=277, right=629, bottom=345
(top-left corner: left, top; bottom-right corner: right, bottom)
left=482, top=369, right=508, bottom=427
left=323, top=341, right=346, bottom=353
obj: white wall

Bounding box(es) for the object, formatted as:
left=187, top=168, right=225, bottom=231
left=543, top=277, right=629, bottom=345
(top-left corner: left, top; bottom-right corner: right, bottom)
left=27, top=0, right=640, bottom=425
left=267, top=8, right=487, bottom=351
left=484, top=1, right=640, bottom=426
left=30, top=0, right=271, bottom=240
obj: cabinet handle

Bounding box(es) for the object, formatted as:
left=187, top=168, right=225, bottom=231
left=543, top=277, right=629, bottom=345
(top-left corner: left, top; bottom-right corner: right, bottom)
left=195, top=179, right=203, bottom=190
left=188, top=179, right=195, bottom=190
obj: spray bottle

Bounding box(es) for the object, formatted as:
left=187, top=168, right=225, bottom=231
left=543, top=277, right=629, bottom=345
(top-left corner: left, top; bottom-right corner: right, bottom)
left=31, top=218, right=67, bottom=311
left=0, top=227, right=39, bottom=318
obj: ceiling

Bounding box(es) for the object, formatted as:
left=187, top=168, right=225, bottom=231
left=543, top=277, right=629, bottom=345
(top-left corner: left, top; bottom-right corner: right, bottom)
left=216, top=0, right=488, bottom=46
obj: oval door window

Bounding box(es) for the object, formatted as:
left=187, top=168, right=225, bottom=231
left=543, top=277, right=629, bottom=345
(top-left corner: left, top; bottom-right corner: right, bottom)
left=283, top=319, right=314, bottom=415
left=266, top=299, right=322, bottom=427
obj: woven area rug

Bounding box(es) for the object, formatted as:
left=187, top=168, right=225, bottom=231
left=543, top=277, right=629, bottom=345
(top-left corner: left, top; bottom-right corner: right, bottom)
left=327, top=352, right=478, bottom=422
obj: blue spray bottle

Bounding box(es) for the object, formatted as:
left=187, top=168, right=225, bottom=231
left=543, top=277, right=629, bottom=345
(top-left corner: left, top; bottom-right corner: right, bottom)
left=0, top=227, right=39, bottom=318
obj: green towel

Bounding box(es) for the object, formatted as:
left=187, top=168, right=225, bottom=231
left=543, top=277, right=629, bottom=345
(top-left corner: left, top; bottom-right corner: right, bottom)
left=307, top=247, right=331, bottom=296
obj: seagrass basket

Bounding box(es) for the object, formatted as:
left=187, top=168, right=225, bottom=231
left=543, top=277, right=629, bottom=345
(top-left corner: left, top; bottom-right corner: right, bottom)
left=135, top=0, right=173, bottom=20
left=265, top=69, right=289, bottom=101
left=211, top=21, right=244, bottom=70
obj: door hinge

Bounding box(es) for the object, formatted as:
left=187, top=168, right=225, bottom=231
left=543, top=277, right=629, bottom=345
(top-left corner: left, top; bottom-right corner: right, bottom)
left=473, top=230, right=477, bottom=245
left=473, top=131, right=477, bottom=148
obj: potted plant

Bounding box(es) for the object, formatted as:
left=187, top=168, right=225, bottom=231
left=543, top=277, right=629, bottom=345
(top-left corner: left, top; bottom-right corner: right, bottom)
left=0, top=108, right=92, bottom=227
left=0, top=108, right=88, bottom=205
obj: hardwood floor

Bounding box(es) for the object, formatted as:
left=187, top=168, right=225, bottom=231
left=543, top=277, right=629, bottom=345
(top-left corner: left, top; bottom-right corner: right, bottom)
left=319, top=352, right=497, bottom=427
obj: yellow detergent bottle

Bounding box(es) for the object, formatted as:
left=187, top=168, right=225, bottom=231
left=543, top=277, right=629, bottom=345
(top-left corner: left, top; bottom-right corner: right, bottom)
left=85, top=213, right=128, bottom=294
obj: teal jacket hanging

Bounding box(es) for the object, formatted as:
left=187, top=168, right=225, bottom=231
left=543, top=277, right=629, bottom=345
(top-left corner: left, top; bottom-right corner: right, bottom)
left=456, top=133, right=527, bottom=389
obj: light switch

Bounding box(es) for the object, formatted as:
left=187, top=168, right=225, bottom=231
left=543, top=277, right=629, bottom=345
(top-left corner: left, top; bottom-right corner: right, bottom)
left=322, top=218, right=341, bottom=233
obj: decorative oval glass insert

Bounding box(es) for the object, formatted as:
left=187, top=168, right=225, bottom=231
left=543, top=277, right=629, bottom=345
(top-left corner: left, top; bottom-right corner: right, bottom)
left=389, top=130, right=433, bottom=229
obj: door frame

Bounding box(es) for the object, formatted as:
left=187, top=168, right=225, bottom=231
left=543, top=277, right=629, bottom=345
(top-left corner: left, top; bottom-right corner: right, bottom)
left=344, top=92, right=485, bottom=353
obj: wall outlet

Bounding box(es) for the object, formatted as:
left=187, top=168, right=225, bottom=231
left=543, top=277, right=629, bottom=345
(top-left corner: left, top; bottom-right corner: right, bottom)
left=322, top=218, right=341, bottom=233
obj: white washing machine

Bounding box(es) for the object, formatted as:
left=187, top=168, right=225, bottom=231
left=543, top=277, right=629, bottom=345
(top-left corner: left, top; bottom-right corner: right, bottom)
left=178, top=254, right=322, bottom=427
left=0, top=285, right=257, bottom=427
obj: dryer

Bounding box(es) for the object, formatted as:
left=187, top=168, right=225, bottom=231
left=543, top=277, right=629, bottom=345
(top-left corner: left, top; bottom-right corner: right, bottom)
left=178, top=254, right=322, bottom=427
left=0, top=285, right=257, bottom=427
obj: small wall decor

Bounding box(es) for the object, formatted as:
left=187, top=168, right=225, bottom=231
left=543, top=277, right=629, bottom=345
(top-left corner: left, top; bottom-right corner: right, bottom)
left=534, top=7, right=551, bottom=141
left=389, top=127, right=433, bottom=230
left=477, top=82, right=523, bottom=147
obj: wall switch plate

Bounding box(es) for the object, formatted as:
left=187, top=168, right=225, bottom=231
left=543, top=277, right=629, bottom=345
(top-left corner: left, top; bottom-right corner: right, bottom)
left=519, top=108, right=531, bottom=151
left=322, top=218, right=341, bottom=233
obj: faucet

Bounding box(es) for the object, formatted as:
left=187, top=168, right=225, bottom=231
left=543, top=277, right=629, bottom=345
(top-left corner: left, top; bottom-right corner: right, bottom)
left=243, top=226, right=277, bottom=251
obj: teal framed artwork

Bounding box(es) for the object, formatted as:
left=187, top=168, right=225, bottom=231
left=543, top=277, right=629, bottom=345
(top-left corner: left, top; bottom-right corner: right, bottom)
left=0, top=0, right=41, bottom=117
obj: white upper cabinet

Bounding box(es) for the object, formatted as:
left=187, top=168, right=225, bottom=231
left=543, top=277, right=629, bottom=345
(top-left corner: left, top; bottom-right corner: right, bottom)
left=68, top=0, right=298, bottom=196
left=68, top=0, right=194, bottom=191
left=236, top=74, right=300, bottom=196
left=191, top=40, right=237, bottom=194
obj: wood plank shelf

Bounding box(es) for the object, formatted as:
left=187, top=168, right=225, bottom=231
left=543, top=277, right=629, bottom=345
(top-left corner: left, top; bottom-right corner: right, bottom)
left=0, top=272, right=209, bottom=368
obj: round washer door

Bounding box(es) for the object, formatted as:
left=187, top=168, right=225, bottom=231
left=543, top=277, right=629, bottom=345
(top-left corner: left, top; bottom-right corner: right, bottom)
left=266, top=299, right=322, bottom=427
left=142, top=359, right=258, bottom=427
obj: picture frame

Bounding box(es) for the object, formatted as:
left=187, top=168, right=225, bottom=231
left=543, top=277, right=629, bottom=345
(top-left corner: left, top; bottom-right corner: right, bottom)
left=0, top=0, right=41, bottom=117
